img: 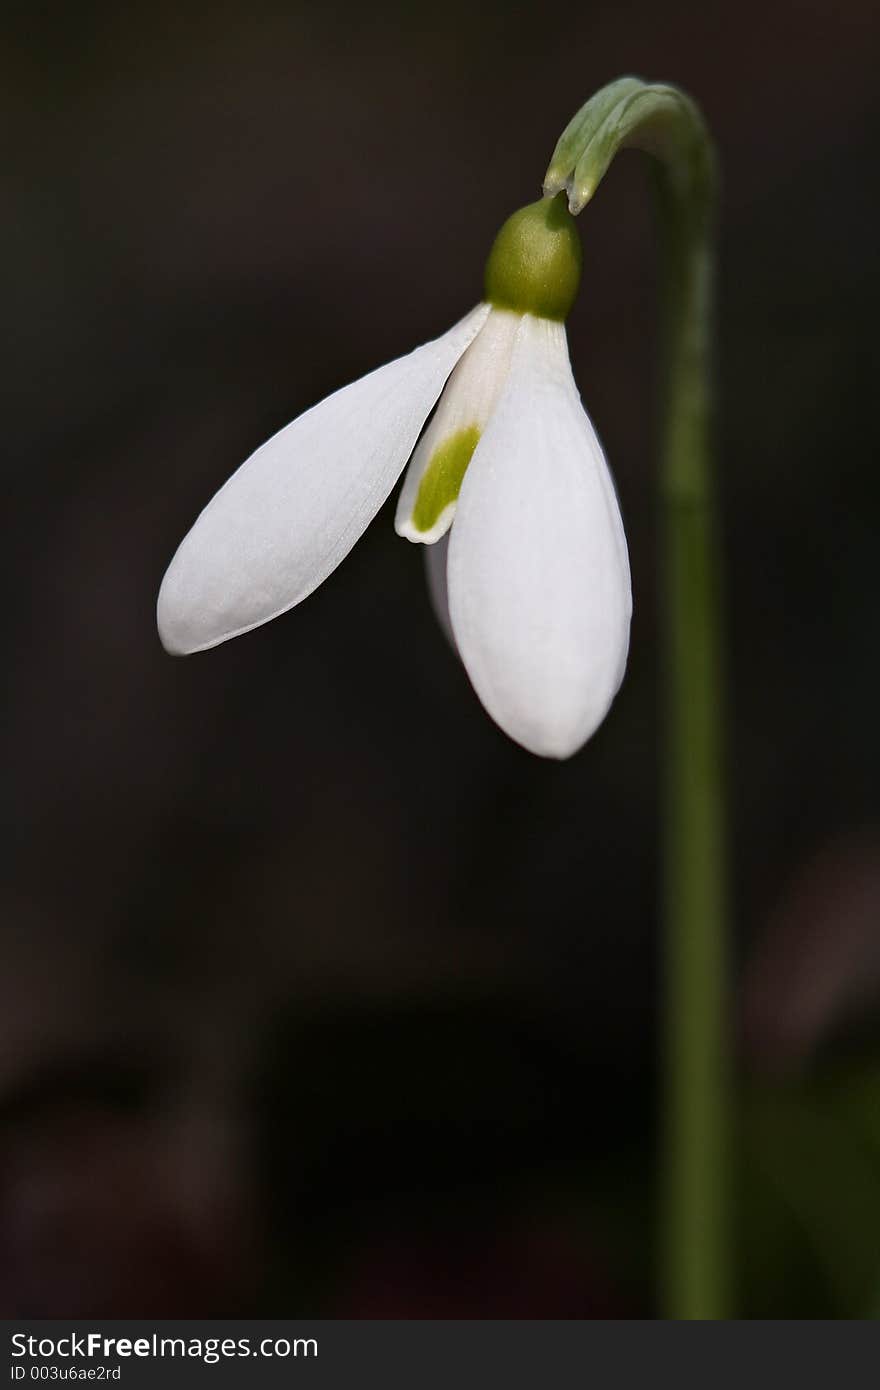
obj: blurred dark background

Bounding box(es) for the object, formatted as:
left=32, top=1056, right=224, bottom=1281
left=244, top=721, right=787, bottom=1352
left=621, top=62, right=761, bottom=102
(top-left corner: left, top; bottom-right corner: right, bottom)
left=3, top=0, right=879, bottom=1317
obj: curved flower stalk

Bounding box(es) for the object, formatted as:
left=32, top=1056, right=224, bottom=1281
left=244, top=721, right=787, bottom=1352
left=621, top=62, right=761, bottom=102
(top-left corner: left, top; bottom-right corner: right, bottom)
left=158, top=195, right=631, bottom=759
left=547, top=77, right=728, bottom=1321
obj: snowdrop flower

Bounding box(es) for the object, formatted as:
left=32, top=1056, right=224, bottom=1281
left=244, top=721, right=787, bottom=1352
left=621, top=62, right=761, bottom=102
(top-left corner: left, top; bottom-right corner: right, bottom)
left=157, top=193, right=631, bottom=758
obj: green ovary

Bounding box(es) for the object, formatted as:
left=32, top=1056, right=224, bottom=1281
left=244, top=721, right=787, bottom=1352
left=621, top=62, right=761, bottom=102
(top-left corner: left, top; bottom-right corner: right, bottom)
left=411, top=425, right=481, bottom=534
left=483, top=192, right=581, bottom=321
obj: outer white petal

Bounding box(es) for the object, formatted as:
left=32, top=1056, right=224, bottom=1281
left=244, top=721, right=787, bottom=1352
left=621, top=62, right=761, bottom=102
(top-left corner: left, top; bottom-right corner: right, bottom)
left=448, top=314, right=631, bottom=759
left=395, top=307, right=520, bottom=544
left=157, top=303, right=490, bottom=654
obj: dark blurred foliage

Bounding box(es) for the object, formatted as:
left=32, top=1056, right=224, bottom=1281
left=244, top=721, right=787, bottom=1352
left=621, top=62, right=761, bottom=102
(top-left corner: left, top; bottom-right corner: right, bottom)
left=2, top=0, right=879, bottom=1317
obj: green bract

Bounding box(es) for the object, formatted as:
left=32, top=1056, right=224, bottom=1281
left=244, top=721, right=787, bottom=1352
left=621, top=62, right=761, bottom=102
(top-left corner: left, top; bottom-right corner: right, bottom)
left=543, top=76, right=715, bottom=226
left=483, top=193, right=582, bottom=321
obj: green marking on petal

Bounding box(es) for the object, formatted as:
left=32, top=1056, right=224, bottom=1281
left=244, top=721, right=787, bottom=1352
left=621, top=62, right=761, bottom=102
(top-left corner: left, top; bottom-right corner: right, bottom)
left=411, top=425, right=481, bottom=534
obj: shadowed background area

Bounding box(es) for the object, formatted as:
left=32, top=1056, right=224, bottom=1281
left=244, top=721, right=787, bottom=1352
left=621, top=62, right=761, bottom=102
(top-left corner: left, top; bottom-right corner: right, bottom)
left=3, top=0, right=879, bottom=1317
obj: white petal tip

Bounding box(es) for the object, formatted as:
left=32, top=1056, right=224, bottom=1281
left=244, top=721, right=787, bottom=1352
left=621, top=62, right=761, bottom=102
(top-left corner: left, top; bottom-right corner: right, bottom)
left=503, top=695, right=622, bottom=761
left=156, top=576, right=210, bottom=656
left=157, top=626, right=189, bottom=657
left=394, top=506, right=456, bottom=545
left=155, top=554, right=253, bottom=656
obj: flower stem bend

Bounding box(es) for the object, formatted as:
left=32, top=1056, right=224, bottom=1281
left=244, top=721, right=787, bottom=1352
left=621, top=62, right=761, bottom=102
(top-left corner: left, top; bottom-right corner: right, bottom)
left=545, top=78, right=729, bottom=1320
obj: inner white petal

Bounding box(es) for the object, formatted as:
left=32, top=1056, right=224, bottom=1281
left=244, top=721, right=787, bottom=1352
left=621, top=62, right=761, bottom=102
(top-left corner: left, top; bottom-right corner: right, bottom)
left=395, top=307, right=522, bottom=544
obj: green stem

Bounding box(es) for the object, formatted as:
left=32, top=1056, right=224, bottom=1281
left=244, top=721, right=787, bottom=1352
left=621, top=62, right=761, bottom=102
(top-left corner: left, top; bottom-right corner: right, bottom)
left=545, top=79, right=729, bottom=1319
left=655, top=170, right=729, bottom=1321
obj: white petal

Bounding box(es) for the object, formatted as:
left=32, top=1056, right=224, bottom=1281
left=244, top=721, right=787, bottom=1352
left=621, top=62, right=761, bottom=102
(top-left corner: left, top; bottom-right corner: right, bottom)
left=423, top=531, right=455, bottom=649
left=395, top=307, right=520, bottom=544
left=157, top=303, right=490, bottom=654
left=447, top=314, right=631, bottom=759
